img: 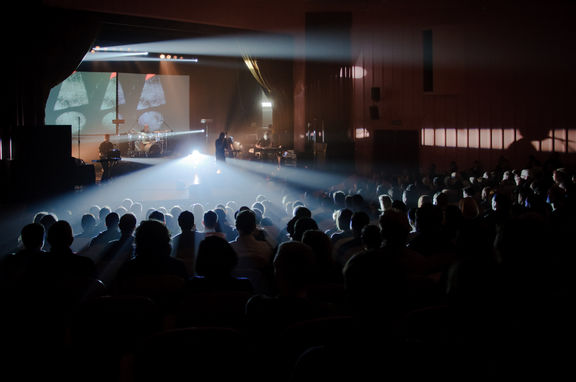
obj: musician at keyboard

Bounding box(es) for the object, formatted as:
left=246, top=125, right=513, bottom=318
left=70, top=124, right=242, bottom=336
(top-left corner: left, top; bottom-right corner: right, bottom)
left=98, top=134, right=116, bottom=181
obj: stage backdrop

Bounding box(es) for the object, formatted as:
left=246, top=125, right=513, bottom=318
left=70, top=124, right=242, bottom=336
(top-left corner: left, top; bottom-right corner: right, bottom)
left=45, top=71, right=190, bottom=159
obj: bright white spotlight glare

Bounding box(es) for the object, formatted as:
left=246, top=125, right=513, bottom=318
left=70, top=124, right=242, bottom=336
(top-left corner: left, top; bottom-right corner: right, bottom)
left=261, top=101, right=272, bottom=108
left=186, top=149, right=203, bottom=166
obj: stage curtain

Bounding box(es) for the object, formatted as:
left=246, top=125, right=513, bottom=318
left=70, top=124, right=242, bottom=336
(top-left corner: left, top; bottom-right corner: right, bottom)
left=9, top=4, right=99, bottom=128
left=242, top=54, right=294, bottom=147
left=243, top=55, right=273, bottom=95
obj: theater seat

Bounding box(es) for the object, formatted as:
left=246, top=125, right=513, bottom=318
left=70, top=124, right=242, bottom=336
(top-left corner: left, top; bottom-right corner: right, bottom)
left=175, top=290, right=252, bottom=328
left=128, top=327, right=256, bottom=381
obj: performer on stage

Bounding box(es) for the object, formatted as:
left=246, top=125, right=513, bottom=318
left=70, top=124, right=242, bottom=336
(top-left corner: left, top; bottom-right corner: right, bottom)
left=256, top=131, right=271, bottom=149
left=135, top=124, right=153, bottom=154
left=99, top=134, right=115, bottom=181
left=215, top=132, right=232, bottom=161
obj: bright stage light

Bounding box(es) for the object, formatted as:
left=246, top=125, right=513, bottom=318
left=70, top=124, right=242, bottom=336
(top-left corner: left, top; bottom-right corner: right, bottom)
left=183, top=149, right=205, bottom=167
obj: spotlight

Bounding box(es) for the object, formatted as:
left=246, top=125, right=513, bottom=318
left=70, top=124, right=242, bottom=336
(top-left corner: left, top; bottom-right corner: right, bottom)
left=185, top=149, right=204, bottom=167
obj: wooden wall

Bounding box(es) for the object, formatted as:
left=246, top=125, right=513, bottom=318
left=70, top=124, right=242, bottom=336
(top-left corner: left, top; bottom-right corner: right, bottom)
left=351, top=3, right=576, bottom=175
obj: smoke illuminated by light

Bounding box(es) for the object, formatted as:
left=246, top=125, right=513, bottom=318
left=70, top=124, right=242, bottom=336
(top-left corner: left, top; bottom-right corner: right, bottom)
left=0, top=148, right=363, bottom=257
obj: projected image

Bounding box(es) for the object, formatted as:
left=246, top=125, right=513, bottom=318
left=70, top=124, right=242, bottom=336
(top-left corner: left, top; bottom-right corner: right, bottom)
left=45, top=71, right=189, bottom=136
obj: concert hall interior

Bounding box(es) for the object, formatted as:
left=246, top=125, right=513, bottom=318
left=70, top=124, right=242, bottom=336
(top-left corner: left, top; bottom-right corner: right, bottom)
left=2, top=1, right=575, bottom=380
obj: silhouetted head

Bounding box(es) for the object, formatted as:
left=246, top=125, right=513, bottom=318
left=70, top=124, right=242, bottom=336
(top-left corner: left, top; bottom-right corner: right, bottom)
left=203, top=210, right=218, bottom=229
left=301, top=229, right=333, bottom=268
left=80, top=213, right=97, bottom=232
left=292, top=217, right=319, bottom=241
left=361, top=224, right=382, bottom=250
left=149, top=210, right=165, bottom=224
left=350, top=211, right=370, bottom=234
left=196, top=236, right=238, bottom=277
left=235, top=209, right=256, bottom=235
left=39, top=213, right=57, bottom=231
left=415, top=204, right=443, bottom=232
left=178, top=210, right=195, bottom=231
left=336, top=208, right=353, bottom=231
left=292, top=205, right=311, bottom=219
left=459, top=196, right=480, bottom=219
left=20, top=223, right=45, bottom=250
left=99, top=206, right=111, bottom=222
left=379, top=209, right=411, bottom=245
left=378, top=194, right=392, bottom=212
left=273, top=241, right=316, bottom=293
left=105, top=212, right=120, bottom=228
left=135, top=220, right=171, bottom=258
left=119, top=213, right=137, bottom=235
left=47, top=220, right=74, bottom=250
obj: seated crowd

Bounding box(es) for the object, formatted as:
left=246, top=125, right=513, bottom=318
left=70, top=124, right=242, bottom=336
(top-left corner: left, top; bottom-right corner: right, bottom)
left=1, top=161, right=574, bottom=381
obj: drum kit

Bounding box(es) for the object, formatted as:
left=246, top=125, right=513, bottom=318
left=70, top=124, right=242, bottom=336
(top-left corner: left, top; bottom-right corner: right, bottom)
left=126, top=129, right=169, bottom=157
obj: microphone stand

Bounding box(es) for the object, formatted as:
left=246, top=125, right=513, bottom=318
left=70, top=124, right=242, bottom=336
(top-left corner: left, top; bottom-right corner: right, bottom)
left=161, top=121, right=173, bottom=155
left=77, top=116, right=81, bottom=159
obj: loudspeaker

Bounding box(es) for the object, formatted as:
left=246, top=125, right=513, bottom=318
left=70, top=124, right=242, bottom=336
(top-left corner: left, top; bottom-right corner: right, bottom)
left=369, top=105, right=379, bottom=120
left=12, top=125, right=72, bottom=161
left=371, top=87, right=380, bottom=102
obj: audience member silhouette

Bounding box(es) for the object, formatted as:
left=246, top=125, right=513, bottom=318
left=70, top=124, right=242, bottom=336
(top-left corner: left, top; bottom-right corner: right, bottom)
left=329, top=208, right=353, bottom=247
left=0, top=223, right=46, bottom=289
left=148, top=210, right=166, bottom=224
left=402, top=184, right=419, bottom=209
left=71, top=213, right=98, bottom=253
left=284, top=205, right=312, bottom=242
left=230, top=209, right=273, bottom=271
left=89, top=212, right=121, bottom=248
left=334, top=211, right=370, bottom=267
left=116, top=219, right=188, bottom=282
left=301, top=229, right=342, bottom=284
left=214, top=207, right=236, bottom=241
left=252, top=208, right=276, bottom=248
left=1, top=157, right=573, bottom=382
left=407, top=204, right=457, bottom=272
left=291, top=216, right=319, bottom=242
left=245, top=241, right=332, bottom=331
left=38, top=212, right=57, bottom=251
left=171, top=210, right=204, bottom=276
left=379, top=209, right=432, bottom=278
left=96, top=213, right=138, bottom=286
left=343, top=245, right=412, bottom=319
left=202, top=210, right=226, bottom=239
left=38, top=212, right=58, bottom=230
left=378, top=194, right=393, bottom=214
left=187, top=236, right=253, bottom=293
left=360, top=224, right=382, bottom=251
left=24, top=220, right=100, bottom=310
left=95, top=206, right=111, bottom=232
